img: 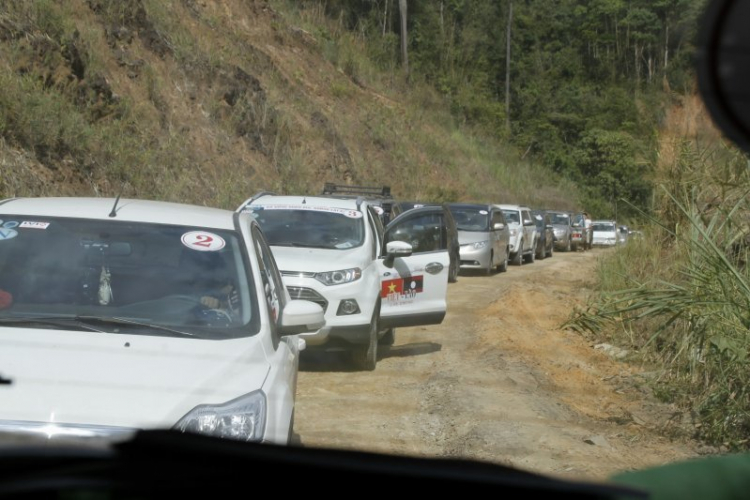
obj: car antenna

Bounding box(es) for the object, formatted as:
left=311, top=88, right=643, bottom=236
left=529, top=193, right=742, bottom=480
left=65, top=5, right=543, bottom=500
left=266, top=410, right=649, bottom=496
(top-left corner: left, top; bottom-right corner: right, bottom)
left=109, top=193, right=122, bottom=218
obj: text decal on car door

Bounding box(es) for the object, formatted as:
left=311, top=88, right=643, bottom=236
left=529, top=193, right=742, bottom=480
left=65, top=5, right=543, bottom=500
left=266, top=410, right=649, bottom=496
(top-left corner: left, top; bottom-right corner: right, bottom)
left=381, top=276, right=424, bottom=304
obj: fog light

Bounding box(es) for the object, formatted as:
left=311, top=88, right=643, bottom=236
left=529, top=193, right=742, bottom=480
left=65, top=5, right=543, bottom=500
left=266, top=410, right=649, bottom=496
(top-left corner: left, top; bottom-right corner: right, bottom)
left=337, top=299, right=360, bottom=316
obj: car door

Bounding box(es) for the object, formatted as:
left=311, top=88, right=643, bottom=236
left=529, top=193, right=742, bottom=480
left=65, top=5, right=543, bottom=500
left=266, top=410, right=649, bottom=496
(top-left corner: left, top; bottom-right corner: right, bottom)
left=521, top=210, right=535, bottom=252
left=490, top=209, right=505, bottom=258
left=378, top=210, right=450, bottom=329
left=250, top=225, right=297, bottom=442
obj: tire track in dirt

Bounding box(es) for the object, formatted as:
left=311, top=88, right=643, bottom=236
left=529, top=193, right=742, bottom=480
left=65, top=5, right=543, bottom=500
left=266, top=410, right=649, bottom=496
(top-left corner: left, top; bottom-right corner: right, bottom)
left=295, top=250, right=696, bottom=480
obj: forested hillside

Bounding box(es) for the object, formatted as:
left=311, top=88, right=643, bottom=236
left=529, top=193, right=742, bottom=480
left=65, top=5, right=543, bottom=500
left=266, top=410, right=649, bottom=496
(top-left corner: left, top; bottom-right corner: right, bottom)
left=310, top=0, right=706, bottom=218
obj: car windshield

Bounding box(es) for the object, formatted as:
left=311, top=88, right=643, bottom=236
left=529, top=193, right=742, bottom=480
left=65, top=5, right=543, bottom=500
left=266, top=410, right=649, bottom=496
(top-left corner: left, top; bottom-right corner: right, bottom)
left=448, top=207, right=490, bottom=231
left=593, top=223, right=616, bottom=232
left=245, top=206, right=365, bottom=249
left=0, top=216, right=258, bottom=339
left=500, top=210, right=520, bottom=224
left=550, top=213, right=570, bottom=225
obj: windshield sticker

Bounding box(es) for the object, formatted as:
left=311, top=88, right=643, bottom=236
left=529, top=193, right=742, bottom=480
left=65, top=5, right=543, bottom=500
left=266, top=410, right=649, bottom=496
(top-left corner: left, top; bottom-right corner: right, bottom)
left=0, top=220, right=19, bottom=241
left=247, top=205, right=363, bottom=219
left=414, top=204, right=424, bottom=208
left=335, top=241, right=354, bottom=249
left=479, top=210, right=488, bottom=215
left=19, top=221, right=50, bottom=229
left=181, top=231, right=226, bottom=252
left=381, top=275, right=424, bottom=305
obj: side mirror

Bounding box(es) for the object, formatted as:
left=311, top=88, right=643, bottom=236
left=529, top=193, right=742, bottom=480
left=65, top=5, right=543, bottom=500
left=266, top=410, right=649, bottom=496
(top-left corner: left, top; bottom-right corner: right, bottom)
left=493, top=222, right=505, bottom=230
left=572, top=223, right=581, bottom=227
left=383, top=240, right=413, bottom=268
left=279, top=300, right=325, bottom=336
left=546, top=224, right=554, bottom=229
left=523, top=220, right=535, bottom=227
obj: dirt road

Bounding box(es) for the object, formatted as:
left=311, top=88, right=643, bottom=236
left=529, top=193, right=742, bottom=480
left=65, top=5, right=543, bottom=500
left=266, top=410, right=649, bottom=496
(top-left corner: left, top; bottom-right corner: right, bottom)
left=295, top=249, right=697, bottom=480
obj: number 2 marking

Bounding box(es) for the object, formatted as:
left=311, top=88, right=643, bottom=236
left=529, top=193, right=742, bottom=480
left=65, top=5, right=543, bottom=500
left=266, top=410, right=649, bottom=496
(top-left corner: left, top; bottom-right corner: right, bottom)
left=193, top=235, right=214, bottom=247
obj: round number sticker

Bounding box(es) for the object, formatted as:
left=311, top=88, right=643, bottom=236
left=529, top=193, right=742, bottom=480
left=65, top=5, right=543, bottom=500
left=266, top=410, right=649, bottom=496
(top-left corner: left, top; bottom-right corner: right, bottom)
left=181, top=231, right=226, bottom=252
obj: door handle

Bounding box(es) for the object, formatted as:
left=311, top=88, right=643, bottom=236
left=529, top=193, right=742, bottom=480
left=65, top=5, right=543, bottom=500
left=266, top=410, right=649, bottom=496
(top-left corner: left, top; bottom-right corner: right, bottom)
left=425, top=262, right=444, bottom=275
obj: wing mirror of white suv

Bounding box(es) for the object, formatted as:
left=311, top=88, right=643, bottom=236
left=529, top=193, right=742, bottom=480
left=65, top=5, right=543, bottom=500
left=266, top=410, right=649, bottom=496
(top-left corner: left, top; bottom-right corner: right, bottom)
left=279, top=300, right=325, bottom=336
left=493, top=222, right=505, bottom=230
left=383, top=240, right=413, bottom=268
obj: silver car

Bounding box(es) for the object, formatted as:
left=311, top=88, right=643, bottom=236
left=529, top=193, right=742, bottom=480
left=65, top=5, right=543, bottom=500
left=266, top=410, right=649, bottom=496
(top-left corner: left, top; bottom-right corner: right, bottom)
left=448, top=204, right=510, bottom=275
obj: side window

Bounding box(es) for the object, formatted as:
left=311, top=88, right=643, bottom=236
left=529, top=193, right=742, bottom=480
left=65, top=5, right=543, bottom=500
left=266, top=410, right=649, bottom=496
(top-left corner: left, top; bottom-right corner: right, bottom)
left=491, top=211, right=504, bottom=227
left=385, top=213, right=444, bottom=254
left=252, top=227, right=286, bottom=332
left=522, top=210, right=532, bottom=225
left=367, top=206, right=382, bottom=259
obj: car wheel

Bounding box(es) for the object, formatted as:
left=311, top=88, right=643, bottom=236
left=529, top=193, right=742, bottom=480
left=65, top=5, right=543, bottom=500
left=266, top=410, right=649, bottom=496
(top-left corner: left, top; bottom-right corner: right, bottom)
left=511, top=242, right=523, bottom=265
left=484, top=251, right=494, bottom=275
left=351, top=301, right=379, bottom=371
left=498, top=249, right=509, bottom=272
left=536, top=239, right=545, bottom=260
left=565, top=236, right=572, bottom=252
left=572, top=242, right=578, bottom=252
left=378, top=328, right=395, bottom=346
left=448, top=252, right=459, bottom=283
left=526, top=245, right=535, bottom=264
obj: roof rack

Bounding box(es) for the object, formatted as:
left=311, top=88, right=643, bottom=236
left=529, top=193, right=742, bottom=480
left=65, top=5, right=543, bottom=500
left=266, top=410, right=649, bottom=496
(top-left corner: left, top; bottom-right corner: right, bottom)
left=322, top=183, right=392, bottom=198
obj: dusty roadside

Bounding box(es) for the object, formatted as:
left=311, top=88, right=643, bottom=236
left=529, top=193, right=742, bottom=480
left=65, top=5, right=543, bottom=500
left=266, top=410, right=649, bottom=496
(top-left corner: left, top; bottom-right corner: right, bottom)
left=295, top=249, right=696, bottom=480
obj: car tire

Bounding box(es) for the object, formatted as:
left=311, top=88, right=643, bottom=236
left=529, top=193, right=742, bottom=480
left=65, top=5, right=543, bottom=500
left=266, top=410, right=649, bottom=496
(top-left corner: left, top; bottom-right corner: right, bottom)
left=572, top=242, right=578, bottom=252
left=484, top=251, right=494, bottom=276
left=351, top=301, right=379, bottom=371
left=379, top=328, right=395, bottom=346
left=448, top=253, right=459, bottom=283
left=526, top=246, right=535, bottom=264
left=511, top=243, right=523, bottom=266
left=536, top=240, right=545, bottom=260
left=565, top=236, right=572, bottom=252
left=498, top=249, right=509, bottom=272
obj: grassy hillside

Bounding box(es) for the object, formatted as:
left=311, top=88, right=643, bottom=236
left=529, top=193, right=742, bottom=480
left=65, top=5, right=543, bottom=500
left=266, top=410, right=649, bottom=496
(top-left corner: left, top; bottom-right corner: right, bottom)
left=0, top=0, right=577, bottom=209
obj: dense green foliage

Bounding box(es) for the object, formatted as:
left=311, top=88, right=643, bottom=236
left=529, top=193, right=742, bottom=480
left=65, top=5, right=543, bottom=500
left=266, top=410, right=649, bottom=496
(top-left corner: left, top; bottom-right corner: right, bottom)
left=305, top=0, right=707, bottom=219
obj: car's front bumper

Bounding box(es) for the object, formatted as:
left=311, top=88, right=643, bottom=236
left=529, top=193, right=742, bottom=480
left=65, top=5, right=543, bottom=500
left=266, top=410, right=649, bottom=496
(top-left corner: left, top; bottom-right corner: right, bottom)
left=282, top=276, right=378, bottom=347
left=458, top=244, right=492, bottom=269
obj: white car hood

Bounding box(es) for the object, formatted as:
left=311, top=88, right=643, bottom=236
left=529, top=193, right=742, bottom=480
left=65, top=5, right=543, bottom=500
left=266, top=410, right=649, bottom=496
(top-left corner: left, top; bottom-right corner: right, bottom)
left=0, top=328, right=270, bottom=429
left=271, top=246, right=367, bottom=273
left=457, top=230, right=490, bottom=245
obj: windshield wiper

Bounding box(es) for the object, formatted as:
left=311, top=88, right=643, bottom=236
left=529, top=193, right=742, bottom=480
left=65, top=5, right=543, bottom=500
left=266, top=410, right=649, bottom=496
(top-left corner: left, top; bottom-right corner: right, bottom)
left=0, top=316, right=108, bottom=333
left=0, top=316, right=195, bottom=337
left=79, top=316, right=197, bottom=338
left=272, top=241, right=324, bottom=248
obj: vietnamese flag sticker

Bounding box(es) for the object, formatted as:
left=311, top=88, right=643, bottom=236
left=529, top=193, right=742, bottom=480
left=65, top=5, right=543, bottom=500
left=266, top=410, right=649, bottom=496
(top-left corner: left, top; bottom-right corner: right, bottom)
left=381, top=278, right=403, bottom=298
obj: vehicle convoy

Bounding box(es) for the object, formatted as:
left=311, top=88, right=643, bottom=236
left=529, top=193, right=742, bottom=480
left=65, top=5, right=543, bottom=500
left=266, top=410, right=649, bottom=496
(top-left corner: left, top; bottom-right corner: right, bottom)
left=496, top=204, right=537, bottom=265
left=0, top=197, right=325, bottom=445
left=448, top=203, right=510, bottom=275
left=238, top=193, right=449, bottom=371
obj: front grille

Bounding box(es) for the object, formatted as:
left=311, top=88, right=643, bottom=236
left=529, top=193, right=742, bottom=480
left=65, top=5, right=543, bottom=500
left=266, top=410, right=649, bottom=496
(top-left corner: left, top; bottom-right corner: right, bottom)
left=286, top=286, right=328, bottom=312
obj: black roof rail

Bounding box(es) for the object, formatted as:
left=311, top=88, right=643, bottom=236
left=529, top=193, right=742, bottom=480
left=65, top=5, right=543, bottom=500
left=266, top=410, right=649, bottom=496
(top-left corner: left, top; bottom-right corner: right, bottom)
left=322, top=183, right=392, bottom=198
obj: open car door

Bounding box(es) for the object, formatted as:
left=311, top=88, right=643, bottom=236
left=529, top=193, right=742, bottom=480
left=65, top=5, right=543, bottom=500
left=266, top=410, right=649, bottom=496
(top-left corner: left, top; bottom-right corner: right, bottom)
left=378, top=208, right=450, bottom=329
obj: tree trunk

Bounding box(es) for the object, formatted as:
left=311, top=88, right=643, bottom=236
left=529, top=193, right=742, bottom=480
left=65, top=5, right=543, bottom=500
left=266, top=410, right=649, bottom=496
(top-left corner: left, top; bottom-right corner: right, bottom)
left=399, top=0, right=409, bottom=77
left=505, top=0, right=513, bottom=134
left=383, top=0, right=388, bottom=37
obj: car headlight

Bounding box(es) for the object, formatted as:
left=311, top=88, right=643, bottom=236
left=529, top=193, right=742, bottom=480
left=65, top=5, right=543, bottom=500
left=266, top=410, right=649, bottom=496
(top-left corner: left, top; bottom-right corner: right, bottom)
left=509, top=229, right=518, bottom=237
left=315, top=268, right=362, bottom=286
left=174, top=391, right=266, bottom=442
left=471, top=241, right=488, bottom=249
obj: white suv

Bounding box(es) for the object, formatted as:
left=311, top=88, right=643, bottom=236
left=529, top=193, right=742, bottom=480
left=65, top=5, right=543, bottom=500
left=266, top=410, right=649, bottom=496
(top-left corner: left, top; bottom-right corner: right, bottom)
left=238, top=193, right=450, bottom=370
left=495, top=205, right=538, bottom=265
left=0, top=197, right=324, bottom=445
